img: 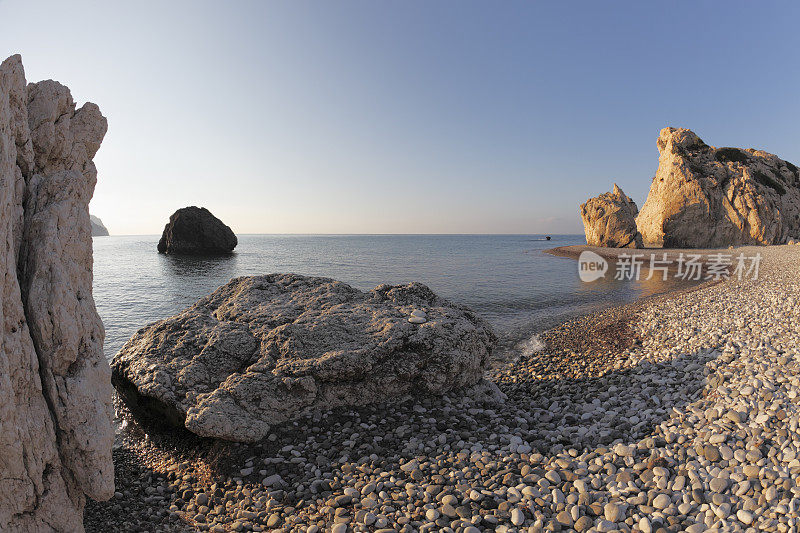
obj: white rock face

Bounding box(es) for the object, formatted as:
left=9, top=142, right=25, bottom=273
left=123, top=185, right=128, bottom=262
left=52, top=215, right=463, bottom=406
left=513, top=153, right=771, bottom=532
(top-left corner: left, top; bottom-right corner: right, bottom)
left=580, top=184, right=643, bottom=248
left=637, top=127, right=800, bottom=247
left=0, top=55, right=113, bottom=532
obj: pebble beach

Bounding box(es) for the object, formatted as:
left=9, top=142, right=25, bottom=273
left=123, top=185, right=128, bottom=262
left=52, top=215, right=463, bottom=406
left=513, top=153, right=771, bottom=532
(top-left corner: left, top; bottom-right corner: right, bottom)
left=85, top=245, right=800, bottom=532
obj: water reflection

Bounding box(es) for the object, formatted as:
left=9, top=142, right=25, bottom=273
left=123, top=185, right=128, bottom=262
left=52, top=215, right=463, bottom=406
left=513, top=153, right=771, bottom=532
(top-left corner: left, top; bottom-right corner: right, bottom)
left=158, top=252, right=240, bottom=280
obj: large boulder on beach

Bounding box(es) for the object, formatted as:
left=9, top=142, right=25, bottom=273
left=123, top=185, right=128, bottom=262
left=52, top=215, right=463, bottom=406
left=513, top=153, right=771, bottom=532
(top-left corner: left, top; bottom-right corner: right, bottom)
left=636, top=127, right=800, bottom=247
left=580, top=184, right=643, bottom=248
left=0, top=55, right=113, bottom=532
left=111, top=274, right=497, bottom=442
left=157, top=206, right=237, bottom=254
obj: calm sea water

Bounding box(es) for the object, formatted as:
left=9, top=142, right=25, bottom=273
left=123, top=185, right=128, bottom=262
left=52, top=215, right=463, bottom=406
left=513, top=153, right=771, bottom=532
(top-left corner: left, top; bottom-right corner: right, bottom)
left=92, top=234, right=693, bottom=362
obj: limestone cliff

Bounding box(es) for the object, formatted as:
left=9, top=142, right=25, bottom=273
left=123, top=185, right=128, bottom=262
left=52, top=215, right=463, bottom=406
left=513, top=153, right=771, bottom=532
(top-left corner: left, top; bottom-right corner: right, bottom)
left=0, top=54, right=113, bottom=532
left=637, top=127, right=800, bottom=247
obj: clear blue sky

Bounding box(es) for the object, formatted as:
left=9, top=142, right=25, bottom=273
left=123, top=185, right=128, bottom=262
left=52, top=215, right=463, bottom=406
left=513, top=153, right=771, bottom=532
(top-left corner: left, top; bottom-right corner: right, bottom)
left=2, top=1, right=799, bottom=235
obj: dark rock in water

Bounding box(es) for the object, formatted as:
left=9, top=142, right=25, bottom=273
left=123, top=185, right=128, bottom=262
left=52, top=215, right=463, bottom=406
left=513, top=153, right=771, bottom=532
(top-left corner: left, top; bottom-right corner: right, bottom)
left=111, top=273, right=498, bottom=442
left=157, top=206, right=237, bottom=255
left=546, top=236, right=551, bottom=240
left=90, top=214, right=109, bottom=236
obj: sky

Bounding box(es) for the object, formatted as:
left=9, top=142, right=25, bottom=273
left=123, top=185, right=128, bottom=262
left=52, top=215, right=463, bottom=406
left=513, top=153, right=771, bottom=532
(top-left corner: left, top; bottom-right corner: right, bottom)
left=1, top=1, right=799, bottom=235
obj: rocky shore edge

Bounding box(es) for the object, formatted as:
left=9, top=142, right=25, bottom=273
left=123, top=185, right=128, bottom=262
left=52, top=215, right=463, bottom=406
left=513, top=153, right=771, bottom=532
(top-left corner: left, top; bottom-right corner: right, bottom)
left=86, top=246, right=800, bottom=532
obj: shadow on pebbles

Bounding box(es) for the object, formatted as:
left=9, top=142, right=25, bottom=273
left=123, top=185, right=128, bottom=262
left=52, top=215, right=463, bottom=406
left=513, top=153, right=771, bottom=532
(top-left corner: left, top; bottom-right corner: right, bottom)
left=86, top=310, right=717, bottom=533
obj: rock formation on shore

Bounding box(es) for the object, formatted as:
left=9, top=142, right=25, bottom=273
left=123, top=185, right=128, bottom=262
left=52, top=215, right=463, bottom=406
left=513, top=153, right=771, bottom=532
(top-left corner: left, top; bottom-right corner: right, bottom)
left=0, top=55, right=113, bottom=531
left=580, top=127, right=800, bottom=248
left=580, top=184, right=643, bottom=248
left=157, top=206, right=237, bottom=255
left=90, top=214, right=109, bottom=236
left=111, top=274, right=496, bottom=442
left=636, top=127, right=800, bottom=247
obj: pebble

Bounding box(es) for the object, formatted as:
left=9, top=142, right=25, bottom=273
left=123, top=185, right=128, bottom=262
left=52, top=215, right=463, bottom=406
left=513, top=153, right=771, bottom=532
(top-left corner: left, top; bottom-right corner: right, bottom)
left=574, top=515, right=593, bottom=532
left=737, top=509, right=754, bottom=524
left=510, top=508, right=524, bottom=526
left=545, top=470, right=561, bottom=484
left=743, top=464, right=760, bottom=478
left=261, top=474, right=282, bottom=487
left=709, top=477, right=728, bottom=493
left=652, top=494, right=671, bottom=510
left=604, top=502, right=623, bottom=522
left=704, top=445, right=721, bottom=462
left=614, top=443, right=635, bottom=457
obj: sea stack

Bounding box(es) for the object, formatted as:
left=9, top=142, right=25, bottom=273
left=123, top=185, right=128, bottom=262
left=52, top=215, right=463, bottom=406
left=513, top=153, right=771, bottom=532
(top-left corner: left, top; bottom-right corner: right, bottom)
left=579, top=128, right=800, bottom=248
left=580, top=184, right=643, bottom=248
left=636, top=127, right=800, bottom=248
left=0, top=55, right=113, bottom=531
left=157, top=206, right=237, bottom=255
left=111, top=274, right=498, bottom=442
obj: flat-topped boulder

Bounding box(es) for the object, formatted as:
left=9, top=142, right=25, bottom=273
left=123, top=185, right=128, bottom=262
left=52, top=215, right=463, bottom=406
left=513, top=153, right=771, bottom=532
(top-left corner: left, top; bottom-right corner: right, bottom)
left=157, top=206, right=237, bottom=254
left=636, top=127, right=800, bottom=247
left=580, top=184, right=643, bottom=248
left=111, top=274, right=497, bottom=442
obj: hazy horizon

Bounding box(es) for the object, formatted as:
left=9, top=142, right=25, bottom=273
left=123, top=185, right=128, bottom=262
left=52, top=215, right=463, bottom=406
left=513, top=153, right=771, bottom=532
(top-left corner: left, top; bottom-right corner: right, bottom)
left=3, top=1, right=799, bottom=235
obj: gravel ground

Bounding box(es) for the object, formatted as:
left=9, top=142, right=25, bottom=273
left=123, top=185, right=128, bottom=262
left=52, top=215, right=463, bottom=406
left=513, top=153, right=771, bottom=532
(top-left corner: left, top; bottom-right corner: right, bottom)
left=86, top=245, right=800, bottom=532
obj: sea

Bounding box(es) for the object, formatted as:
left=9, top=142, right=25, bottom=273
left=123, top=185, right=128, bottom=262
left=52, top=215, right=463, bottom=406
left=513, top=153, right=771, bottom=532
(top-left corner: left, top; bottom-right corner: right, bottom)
left=92, top=234, right=695, bottom=363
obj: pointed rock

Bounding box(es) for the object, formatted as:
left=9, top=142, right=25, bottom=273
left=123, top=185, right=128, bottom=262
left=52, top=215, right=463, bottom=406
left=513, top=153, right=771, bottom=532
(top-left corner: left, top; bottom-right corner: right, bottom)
left=580, top=184, right=643, bottom=248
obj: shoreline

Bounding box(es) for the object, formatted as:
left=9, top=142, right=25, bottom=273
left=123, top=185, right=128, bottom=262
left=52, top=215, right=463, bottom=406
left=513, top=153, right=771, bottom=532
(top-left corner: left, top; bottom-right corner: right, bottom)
left=87, top=245, right=800, bottom=532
